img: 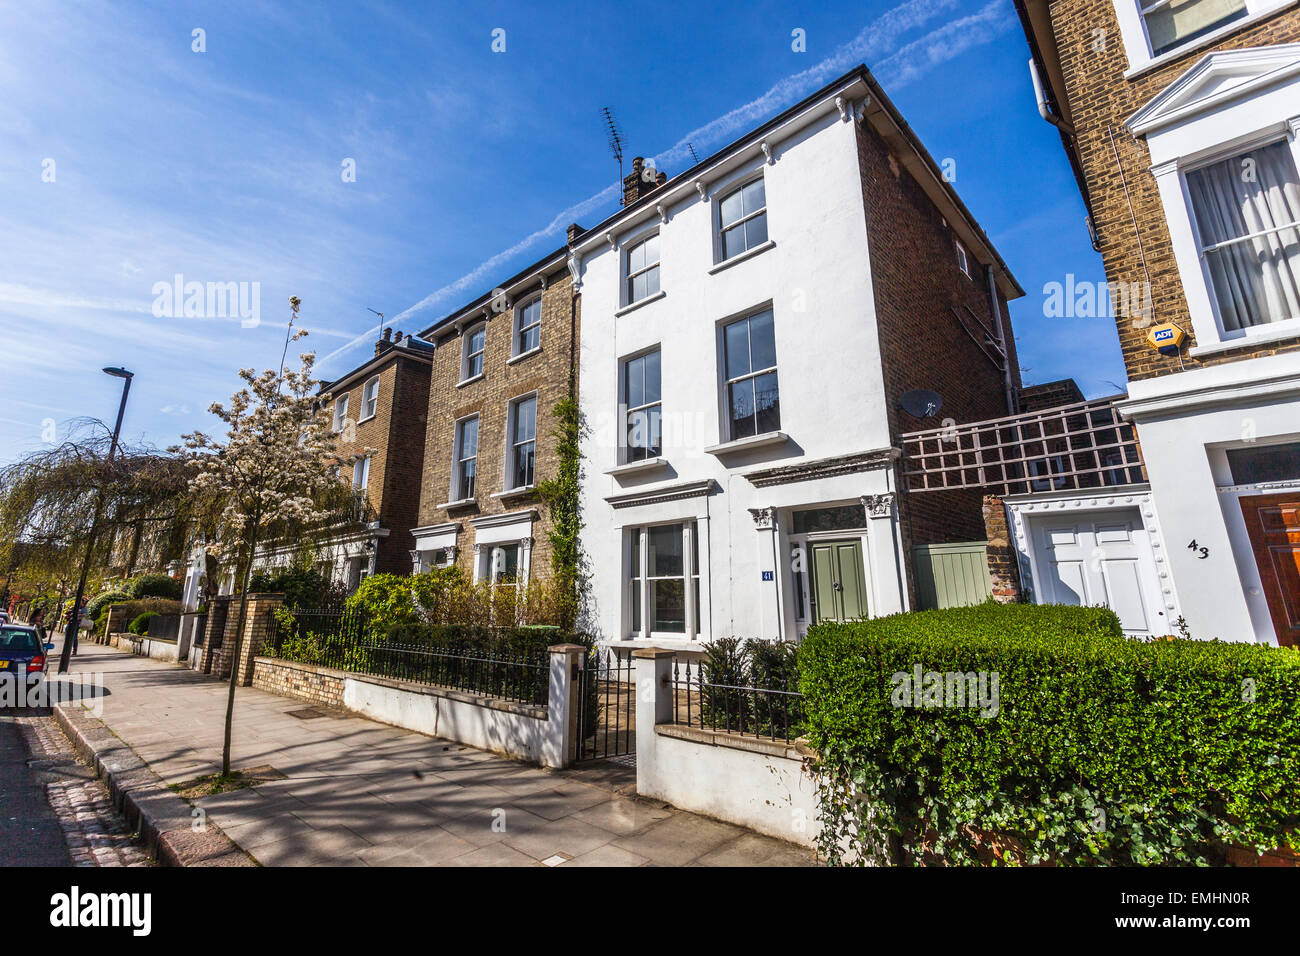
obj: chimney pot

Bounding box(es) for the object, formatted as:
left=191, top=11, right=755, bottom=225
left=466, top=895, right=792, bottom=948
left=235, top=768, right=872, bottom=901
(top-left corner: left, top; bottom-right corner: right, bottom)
left=382, top=328, right=392, bottom=341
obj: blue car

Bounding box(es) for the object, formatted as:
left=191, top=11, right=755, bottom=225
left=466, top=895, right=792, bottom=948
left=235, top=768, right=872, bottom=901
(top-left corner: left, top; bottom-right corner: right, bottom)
left=0, top=625, right=54, bottom=690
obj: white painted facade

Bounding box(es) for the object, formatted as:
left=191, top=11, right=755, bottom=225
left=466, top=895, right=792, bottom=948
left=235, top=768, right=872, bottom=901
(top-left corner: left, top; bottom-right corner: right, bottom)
left=573, top=81, right=911, bottom=647
left=1117, top=43, right=1300, bottom=645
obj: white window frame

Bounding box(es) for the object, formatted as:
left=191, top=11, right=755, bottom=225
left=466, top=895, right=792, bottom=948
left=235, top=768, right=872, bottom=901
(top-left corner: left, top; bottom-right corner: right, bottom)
left=620, top=347, right=662, bottom=464
left=451, top=414, right=479, bottom=502
left=333, top=393, right=349, bottom=433
left=626, top=520, right=701, bottom=641
left=352, top=454, right=371, bottom=492
left=715, top=172, right=769, bottom=263
left=460, top=323, right=487, bottom=383
left=623, top=229, right=661, bottom=307
left=720, top=307, right=781, bottom=441
left=360, top=375, right=380, bottom=421
left=955, top=238, right=972, bottom=278
left=1112, top=0, right=1292, bottom=77
left=505, top=393, right=538, bottom=491
left=1140, top=68, right=1300, bottom=355
left=513, top=295, right=542, bottom=357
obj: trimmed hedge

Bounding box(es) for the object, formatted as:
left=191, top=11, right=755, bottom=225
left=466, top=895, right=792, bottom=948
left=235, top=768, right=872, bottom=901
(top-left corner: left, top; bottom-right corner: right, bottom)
left=799, top=603, right=1300, bottom=866
left=128, top=611, right=159, bottom=635
left=127, top=573, right=182, bottom=600
left=85, top=590, right=130, bottom=623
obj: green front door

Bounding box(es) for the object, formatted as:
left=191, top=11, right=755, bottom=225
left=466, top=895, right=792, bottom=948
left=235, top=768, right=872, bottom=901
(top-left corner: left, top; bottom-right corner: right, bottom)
left=810, top=540, right=868, bottom=624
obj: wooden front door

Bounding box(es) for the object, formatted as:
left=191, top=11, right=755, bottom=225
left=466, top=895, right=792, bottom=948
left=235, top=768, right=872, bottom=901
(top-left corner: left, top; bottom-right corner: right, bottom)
left=810, top=540, right=868, bottom=624
left=1240, top=494, right=1300, bottom=648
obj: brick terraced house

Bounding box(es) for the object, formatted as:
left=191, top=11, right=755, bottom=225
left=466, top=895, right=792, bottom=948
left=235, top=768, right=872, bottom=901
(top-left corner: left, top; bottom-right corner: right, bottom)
left=570, top=66, right=1028, bottom=646
left=1019, top=0, right=1300, bottom=645
left=408, top=245, right=579, bottom=588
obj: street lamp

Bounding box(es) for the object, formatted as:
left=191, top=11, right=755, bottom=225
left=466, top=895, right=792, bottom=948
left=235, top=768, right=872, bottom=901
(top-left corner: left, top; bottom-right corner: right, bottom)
left=57, top=367, right=134, bottom=674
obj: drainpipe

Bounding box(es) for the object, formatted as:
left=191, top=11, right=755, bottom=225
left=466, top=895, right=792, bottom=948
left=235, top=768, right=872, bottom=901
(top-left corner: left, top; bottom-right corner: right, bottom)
left=987, top=264, right=1018, bottom=415
left=1029, top=57, right=1073, bottom=136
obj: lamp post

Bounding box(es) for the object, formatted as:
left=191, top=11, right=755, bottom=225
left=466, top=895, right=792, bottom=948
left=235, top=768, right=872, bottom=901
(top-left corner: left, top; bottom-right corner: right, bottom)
left=57, top=367, right=133, bottom=674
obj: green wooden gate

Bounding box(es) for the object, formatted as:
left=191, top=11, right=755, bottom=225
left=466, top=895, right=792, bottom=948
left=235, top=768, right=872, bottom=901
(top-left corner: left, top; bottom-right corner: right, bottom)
left=911, top=541, right=992, bottom=610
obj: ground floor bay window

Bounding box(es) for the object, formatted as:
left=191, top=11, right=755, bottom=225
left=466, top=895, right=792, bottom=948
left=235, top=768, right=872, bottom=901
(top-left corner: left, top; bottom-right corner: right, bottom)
left=627, top=521, right=701, bottom=640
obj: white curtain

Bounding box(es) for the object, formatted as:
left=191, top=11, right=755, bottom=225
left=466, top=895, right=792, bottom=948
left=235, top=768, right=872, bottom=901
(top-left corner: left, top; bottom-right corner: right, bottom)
left=1187, top=141, right=1300, bottom=332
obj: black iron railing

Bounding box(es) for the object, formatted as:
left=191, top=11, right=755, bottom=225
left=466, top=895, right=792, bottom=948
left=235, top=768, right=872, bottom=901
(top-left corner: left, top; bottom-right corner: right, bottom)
left=267, top=605, right=549, bottom=706
left=671, top=656, right=805, bottom=744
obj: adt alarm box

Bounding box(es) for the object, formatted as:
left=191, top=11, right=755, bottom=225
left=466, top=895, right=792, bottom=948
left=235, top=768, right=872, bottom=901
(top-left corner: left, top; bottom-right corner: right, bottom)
left=1146, top=322, right=1185, bottom=356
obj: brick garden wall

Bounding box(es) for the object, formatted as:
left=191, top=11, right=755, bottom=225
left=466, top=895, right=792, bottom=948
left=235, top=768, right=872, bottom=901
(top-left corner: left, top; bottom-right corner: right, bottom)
left=251, top=657, right=346, bottom=709
left=1045, top=0, right=1300, bottom=380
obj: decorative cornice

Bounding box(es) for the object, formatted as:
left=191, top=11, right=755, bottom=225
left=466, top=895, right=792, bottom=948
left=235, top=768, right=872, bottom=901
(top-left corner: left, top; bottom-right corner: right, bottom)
left=411, top=521, right=461, bottom=537
left=748, top=507, right=776, bottom=530
left=606, top=478, right=717, bottom=510
left=861, top=493, right=894, bottom=518
left=469, top=508, right=538, bottom=529
left=743, top=448, right=900, bottom=488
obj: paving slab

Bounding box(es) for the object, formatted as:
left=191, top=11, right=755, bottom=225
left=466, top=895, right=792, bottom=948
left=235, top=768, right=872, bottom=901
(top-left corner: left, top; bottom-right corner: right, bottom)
left=66, top=646, right=818, bottom=867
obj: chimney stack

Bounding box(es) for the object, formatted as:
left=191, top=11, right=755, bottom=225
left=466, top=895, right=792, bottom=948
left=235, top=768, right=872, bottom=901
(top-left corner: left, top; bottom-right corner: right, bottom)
left=566, top=222, right=583, bottom=245
left=375, top=326, right=393, bottom=356
left=623, top=156, right=666, bottom=207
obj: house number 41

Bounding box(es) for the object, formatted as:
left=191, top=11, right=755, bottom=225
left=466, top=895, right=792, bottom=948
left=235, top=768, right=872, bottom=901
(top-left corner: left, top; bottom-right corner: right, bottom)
left=1187, top=540, right=1209, bottom=559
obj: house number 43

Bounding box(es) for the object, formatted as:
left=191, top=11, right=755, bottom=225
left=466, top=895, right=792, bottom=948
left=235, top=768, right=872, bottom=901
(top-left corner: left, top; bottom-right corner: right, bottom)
left=1187, top=540, right=1209, bottom=559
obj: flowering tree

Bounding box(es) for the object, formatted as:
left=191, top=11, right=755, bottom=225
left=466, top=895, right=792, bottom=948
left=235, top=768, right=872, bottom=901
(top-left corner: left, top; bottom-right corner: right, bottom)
left=177, top=304, right=345, bottom=775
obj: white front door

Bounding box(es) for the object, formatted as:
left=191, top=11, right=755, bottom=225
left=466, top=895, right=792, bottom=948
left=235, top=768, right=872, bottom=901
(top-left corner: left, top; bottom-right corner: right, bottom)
left=1031, top=509, right=1166, bottom=637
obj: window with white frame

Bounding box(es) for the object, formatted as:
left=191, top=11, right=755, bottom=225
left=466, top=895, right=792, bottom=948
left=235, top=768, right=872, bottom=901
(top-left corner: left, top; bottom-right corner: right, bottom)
left=352, top=454, right=370, bottom=492
left=1139, top=0, right=1247, bottom=57
left=461, top=324, right=486, bottom=381
left=1185, top=140, right=1300, bottom=333
left=718, top=176, right=768, bottom=261
left=452, top=416, right=478, bottom=501
left=515, top=297, right=541, bottom=355
left=722, top=308, right=780, bottom=440
left=361, top=375, right=379, bottom=420
left=622, top=349, right=661, bottom=462
left=507, top=395, right=537, bottom=490
left=955, top=238, right=972, bottom=278
left=489, top=543, right=521, bottom=593
left=333, top=393, right=349, bottom=432
left=627, top=522, right=701, bottom=638
left=625, top=233, right=660, bottom=304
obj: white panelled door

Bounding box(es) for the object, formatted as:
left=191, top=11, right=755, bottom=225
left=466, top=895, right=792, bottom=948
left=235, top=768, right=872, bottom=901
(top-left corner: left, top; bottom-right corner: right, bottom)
left=1030, top=509, right=1166, bottom=637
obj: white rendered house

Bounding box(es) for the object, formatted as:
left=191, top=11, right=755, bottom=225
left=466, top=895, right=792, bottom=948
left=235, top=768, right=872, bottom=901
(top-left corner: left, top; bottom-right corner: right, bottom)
left=570, top=66, right=1024, bottom=647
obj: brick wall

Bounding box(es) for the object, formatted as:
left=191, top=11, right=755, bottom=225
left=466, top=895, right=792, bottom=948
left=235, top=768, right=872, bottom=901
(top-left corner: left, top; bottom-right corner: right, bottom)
left=982, top=495, right=1023, bottom=603
left=1046, top=0, right=1300, bottom=380
left=1019, top=377, right=1086, bottom=411
left=326, top=347, right=432, bottom=574
left=854, top=117, right=1020, bottom=557
left=416, top=271, right=578, bottom=581
left=252, top=657, right=346, bottom=709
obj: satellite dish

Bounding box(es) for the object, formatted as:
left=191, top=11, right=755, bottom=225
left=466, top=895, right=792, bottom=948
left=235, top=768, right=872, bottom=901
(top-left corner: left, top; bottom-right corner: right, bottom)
left=899, top=389, right=943, bottom=419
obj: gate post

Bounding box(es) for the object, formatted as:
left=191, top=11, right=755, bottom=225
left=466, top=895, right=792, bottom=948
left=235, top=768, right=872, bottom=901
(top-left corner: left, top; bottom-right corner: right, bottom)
left=982, top=495, right=1023, bottom=603
left=547, top=643, right=586, bottom=769
left=632, top=648, right=674, bottom=779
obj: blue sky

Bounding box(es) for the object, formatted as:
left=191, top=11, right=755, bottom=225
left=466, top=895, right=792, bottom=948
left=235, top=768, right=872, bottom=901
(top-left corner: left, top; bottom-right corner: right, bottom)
left=0, top=0, right=1120, bottom=464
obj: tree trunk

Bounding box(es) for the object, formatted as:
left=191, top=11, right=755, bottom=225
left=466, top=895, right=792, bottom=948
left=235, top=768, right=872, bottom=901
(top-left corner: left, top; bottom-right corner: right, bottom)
left=221, top=518, right=260, bottom=777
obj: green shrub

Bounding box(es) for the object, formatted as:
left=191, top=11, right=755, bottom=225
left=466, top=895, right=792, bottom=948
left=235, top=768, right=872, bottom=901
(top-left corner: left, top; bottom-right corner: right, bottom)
left=105, top=597, right=183, bottom=633
left=128, top=611, right=159, bottom=635
left=249, top=566, right=343, bottom=609
left=799, top=603, right=1300, bottom=866
left=127, top=573, right=182, bottom=600
left=85, top=590, right=131, bottom=622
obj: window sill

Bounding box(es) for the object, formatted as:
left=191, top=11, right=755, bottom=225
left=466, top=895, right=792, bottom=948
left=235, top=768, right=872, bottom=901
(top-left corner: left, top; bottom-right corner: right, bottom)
left=615, top=290, right=666, bottom=318
left=456, top=373, right=485, bottom=389
left=506, top=347, right=542, bottom=366
left=708, top=239, right=775, bottom=275
left=491, top=486, right=537, bottom=501
left=1188, top=322, right=1300, bottom=358
left=704, top=431, right=788, bottom=457
left=605, top=457, right=668, bottom=478
left=438, top=497, right=477, bottom=510
left=357, top=413, right=376, bottom=425
left=1122, top=3, right=1299, bottom=81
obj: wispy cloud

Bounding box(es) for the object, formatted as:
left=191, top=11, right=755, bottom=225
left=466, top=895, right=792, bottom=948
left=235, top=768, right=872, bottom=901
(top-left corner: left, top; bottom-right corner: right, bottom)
left=342, top=0, right=1003, bottom=368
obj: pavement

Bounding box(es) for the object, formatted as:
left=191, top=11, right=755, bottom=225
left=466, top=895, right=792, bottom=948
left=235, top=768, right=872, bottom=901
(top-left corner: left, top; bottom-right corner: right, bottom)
left=63, top=646, right=818, bottom=867
left=0, top=709, right=151, bottom=867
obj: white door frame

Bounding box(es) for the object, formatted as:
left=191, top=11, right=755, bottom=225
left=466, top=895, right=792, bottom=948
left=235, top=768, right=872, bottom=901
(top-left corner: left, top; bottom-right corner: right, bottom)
left=1004, top=487, right=1181, bottom=631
